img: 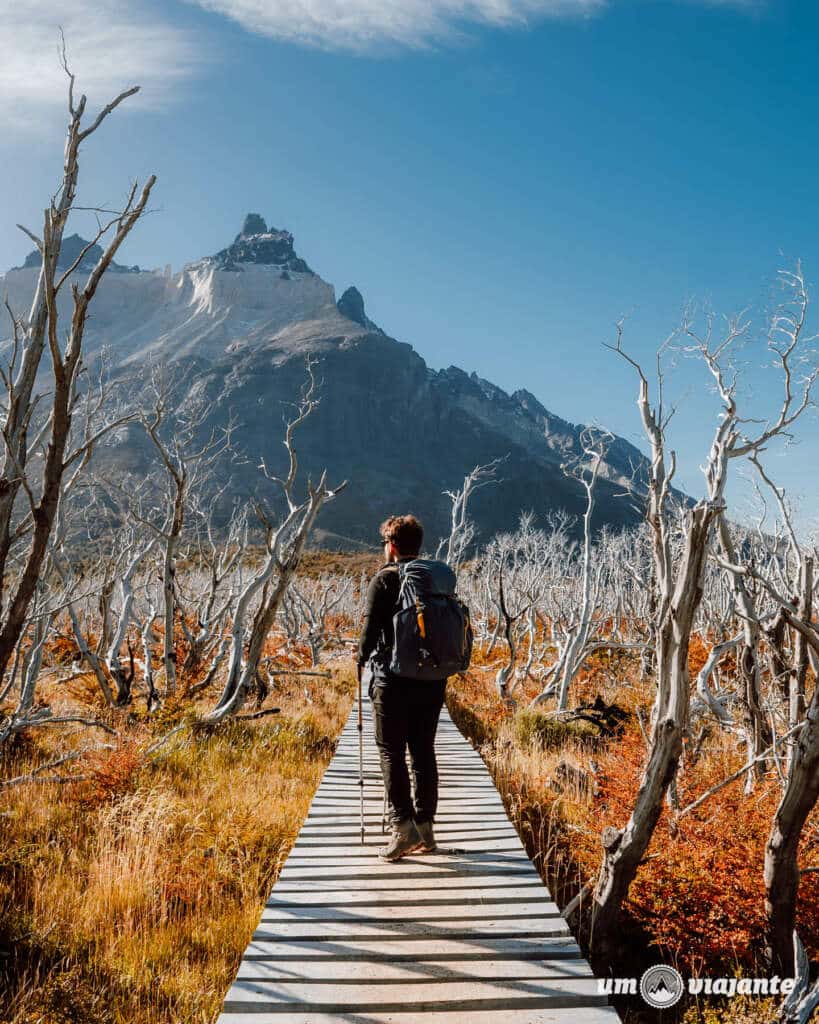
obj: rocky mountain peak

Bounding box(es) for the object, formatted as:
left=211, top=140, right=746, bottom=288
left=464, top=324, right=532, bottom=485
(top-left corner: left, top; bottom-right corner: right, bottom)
left=200, top=213, right=314, bottom=274
left=336, top=285, right=383, bottom=333
left=238, top=212, right=268, bottom=238
left=337, top=285, right=366, bottom=324
left=17, top=233, right=138, bottom=274
left=0, top=207, right=665, bottom=542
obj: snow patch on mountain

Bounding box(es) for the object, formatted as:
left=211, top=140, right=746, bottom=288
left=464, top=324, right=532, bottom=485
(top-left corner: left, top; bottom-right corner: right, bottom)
left=1, top=216, right=339, bottom=364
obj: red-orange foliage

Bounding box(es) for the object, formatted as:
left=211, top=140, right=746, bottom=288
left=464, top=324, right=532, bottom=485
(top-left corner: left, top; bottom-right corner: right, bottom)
left=688, top=634, right=710, bottom=679
left=74, top=744, right=143, bottom=809
left=453, top=658, right=819, bottom=978
left=48, top=633, right=79, bottom=666
left=583, top=712, right=819, bottom=971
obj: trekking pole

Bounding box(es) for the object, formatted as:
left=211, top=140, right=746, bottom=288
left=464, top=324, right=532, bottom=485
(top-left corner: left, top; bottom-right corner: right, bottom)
left=357, top=667, right=365, bottom=845
left=382, top=785, right=388, bottom=834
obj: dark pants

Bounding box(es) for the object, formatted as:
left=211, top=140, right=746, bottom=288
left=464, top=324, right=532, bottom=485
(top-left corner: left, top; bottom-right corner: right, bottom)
left=370, top=678, right=446, bottom=827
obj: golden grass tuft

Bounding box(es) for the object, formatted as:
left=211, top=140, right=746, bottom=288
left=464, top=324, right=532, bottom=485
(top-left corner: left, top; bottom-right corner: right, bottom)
left=0, top=663, right=355, bottom=1024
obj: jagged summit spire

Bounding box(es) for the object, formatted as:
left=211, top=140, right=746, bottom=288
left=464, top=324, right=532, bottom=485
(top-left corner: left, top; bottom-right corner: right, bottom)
left=199, top=212, right=314, bottom=274
left=337, top=285, right=383, bottom=334
left=239, top=213, right=267, bottom=238
left=337, top=286, right=366, bottom=325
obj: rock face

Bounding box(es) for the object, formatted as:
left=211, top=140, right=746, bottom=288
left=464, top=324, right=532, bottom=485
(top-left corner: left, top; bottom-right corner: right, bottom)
left=2, top=214, right=654, bottom=546
left=337, top=286, right=383, bottom=333
left=18, top=233, right=138, bottom=274
left=201, top=214, right=313, bottom=273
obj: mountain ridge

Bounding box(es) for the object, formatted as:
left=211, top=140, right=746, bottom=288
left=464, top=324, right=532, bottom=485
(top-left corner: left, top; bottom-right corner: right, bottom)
left=1, top=215, right=653, bottom=544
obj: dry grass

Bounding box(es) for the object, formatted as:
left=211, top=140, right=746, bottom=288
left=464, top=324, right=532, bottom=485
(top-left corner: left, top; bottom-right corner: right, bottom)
left=0, top=661, right=354, bottom=1024
left=3, top=606, right=818, bottom=1024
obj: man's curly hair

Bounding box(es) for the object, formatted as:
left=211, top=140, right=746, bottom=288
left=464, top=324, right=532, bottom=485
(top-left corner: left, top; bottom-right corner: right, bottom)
left=379, top=514, right=423, bottom=557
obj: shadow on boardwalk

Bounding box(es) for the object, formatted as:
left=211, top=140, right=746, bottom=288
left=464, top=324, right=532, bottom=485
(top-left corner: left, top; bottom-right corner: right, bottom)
left=216, top=701, right=621, bottom=1024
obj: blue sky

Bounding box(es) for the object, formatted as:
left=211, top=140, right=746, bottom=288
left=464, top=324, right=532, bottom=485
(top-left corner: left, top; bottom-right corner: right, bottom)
left=2, top=0, right=818, bottom=533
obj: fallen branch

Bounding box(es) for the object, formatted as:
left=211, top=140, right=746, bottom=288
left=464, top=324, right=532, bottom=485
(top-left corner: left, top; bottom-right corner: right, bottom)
left=261, top=666, right=332, bottom=679
left=145, top=722, right=187, bottom=757
left=676, top=721, right=806, bottom=820
left=23, top=715, right=118, bottom=735
left=0, top=743, right=115, bottom=788
left=235, top=707, right=281, bottom=721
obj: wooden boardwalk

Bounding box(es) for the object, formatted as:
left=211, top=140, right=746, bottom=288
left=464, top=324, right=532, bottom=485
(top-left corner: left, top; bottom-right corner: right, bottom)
left=217, top=696, right=620, bottom=1023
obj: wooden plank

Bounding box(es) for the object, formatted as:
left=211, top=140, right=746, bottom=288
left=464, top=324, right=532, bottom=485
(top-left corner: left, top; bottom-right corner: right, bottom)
left=219, top=1009, right=621, bottom=1024
left=234, top=958, right=595, bottom=982
left=258, top=900, right=564, bottom=922
left=265, top=885, right=552, bottom=905
left=275, top=868, right=544, bottom=885
left=281, top=840, right=529, bottom=859
left=272, top=877, right=549, bottom=893
left=222, top=976, right=607, bottom=1010
left=216, top=704, right=618, bottom=1023
left=298, top=824, right=518, bottom=836
left=251, top=919, right=572, bottom=940
left=242, top=936, right=587, bottom=960
left=277, top=848, right=541, bottom=866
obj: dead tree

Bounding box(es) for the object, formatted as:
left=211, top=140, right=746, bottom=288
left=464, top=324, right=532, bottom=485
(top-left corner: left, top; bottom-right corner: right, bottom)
left=206, top=364, right=345, bottom=722
left=46, top=472, right=152, bottom=708
left=136, top=368, right=234, bottom=696
left=435, top=456, right=505, bottom=569
left=749, top=454, right=815, bottom=774
left=136, top=588, right=160, bottom=712
left=0, top=67, right=154, bottom=731
left=288, top=574, right=353, bottom=666
left=0, top=581, right=56, bottom=740
left=177, top=499, right=247, bottom=677
left=104, top=525, right=157, bottom=705
left=739, top=460, right=819, bottom=976
left=687, top=269, right=818, bottom=785
left=549, top=430, right=646, bottom=710
left=51, top=505, right=115, bottom=707
left=590, top=324, right=722, bottom=961
left=673, top=447, right=819, bottom=979
left=479, top=520, right=543, bottom=702
left=3, top=376, right=143, bottom=728
left=766, top=607, right=819, bottom=977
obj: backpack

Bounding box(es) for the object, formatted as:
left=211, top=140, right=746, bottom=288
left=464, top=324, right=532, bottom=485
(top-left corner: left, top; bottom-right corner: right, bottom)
left=388, top=558, right=473, bottom=681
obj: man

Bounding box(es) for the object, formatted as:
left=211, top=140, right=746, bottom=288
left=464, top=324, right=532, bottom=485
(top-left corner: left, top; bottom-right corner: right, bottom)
left=357, top=514, right=447, bottom=862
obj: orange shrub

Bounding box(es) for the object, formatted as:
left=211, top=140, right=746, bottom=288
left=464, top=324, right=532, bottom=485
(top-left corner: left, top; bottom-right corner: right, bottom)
left=74, top=744, right=144, bottom=809
left=450, top=658, right=819, bottom=980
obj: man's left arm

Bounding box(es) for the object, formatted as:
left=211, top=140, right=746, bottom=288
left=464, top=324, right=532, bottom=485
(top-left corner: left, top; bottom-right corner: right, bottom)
left=357, top=571, right=390, bottom=676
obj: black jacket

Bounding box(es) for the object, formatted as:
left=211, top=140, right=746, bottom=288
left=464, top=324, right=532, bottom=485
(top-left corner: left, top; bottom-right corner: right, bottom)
left=357, top=558, right=415, bottom=672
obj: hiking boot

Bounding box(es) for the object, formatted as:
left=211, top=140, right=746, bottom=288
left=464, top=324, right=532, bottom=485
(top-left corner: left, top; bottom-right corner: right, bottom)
left=378, top=820, right=422, bottom=862
left=415, top=820, right=437, bottom=852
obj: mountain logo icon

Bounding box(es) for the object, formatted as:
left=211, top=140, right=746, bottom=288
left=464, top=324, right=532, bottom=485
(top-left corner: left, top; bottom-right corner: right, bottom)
left=639, top=965, right=685, bottom=1008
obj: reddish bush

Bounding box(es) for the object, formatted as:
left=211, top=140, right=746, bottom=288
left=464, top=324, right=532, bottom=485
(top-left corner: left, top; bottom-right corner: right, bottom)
left=74, top=745, right=143, bottom=809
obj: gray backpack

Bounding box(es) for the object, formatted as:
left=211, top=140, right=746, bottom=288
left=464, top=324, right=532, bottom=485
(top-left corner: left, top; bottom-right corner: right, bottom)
left=388, top=558, right=473, bottom=681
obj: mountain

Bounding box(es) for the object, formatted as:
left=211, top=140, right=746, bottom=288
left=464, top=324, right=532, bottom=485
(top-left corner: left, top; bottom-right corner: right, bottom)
left=1, top=214, right=653, bottom=547
left=15, top=233, right=141, bottom=275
